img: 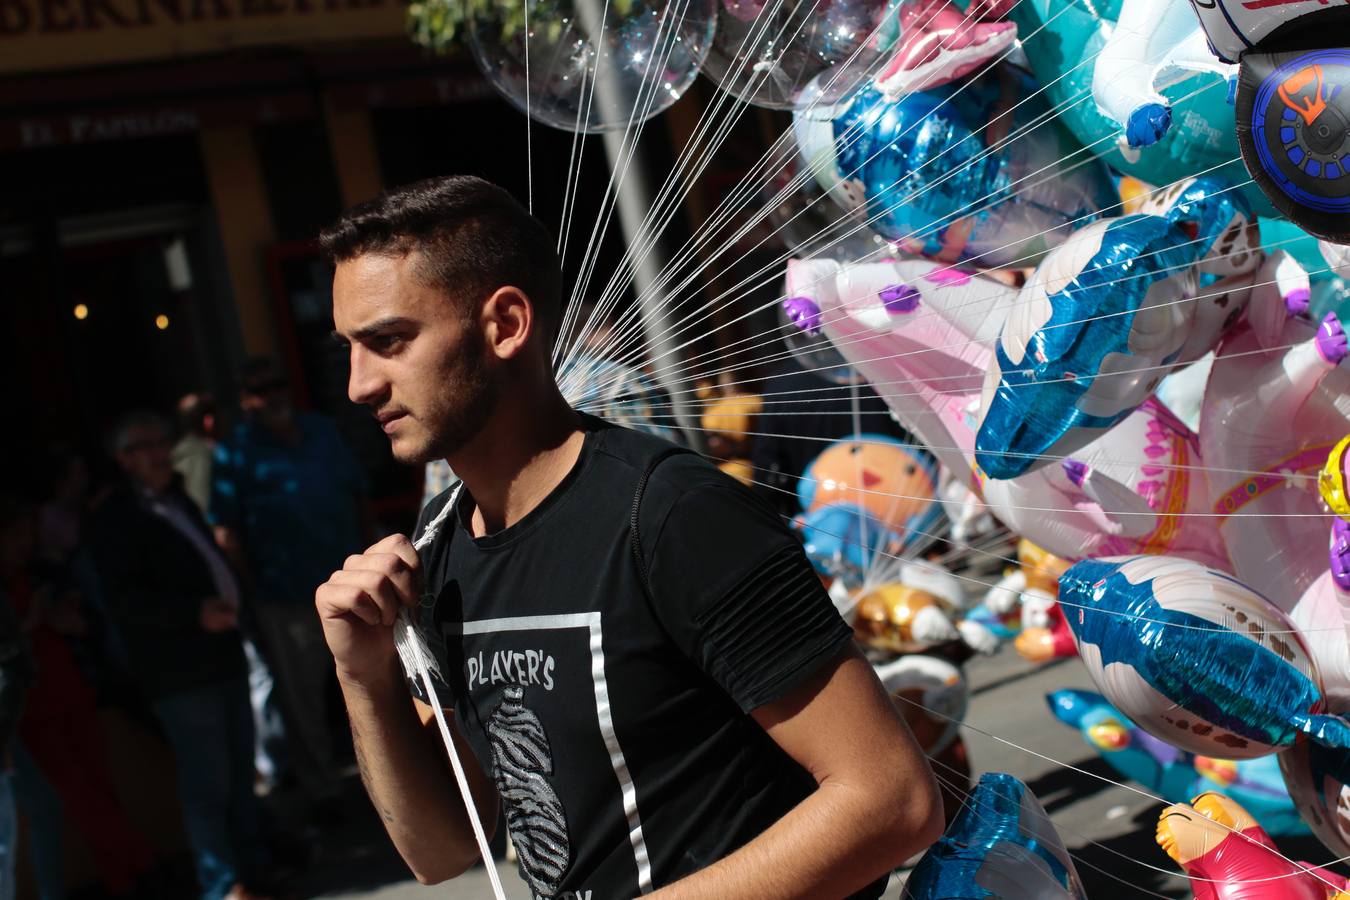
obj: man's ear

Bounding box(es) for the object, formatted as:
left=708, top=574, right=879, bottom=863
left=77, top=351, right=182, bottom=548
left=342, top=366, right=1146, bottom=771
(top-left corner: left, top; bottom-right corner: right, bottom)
left=482, top=286, right=534, bottom=361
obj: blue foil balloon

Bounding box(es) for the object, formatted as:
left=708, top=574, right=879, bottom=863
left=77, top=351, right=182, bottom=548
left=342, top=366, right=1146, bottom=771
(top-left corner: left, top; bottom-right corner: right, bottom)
left=831, top=65, right=1117, bottom=269
left=1059, top=555, right=1350, bottom=769
left=903, top=772, right=1087, bottom=900
left=974, top=177, right=1253, bottom=480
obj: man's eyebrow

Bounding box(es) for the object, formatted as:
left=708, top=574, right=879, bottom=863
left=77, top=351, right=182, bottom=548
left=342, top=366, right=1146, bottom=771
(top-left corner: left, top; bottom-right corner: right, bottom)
left=332, top=316, right=415, bottom=343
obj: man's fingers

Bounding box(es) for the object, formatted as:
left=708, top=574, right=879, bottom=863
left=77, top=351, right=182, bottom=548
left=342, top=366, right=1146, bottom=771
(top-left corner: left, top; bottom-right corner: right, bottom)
left=325, top=570, right=403, bottom=626
left=337, top=553, right=418, bottom=607
left=316, top=581, right=384, bottom=627
left=369, top=533, right=421, bottom=572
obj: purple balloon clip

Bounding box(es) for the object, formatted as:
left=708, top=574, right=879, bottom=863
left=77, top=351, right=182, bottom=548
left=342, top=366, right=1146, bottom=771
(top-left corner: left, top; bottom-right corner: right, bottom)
left=782, top=296, right=823, bottom=336
left=879, top=283, right=922, bottom=315
left=1061, top=458, right=1089, bottom=488
left=1331, top=520, right=1350, bottom=591
left=1285, top=287, right=1311, bottom=317
left=1316, top=312, right=1348, bottom=366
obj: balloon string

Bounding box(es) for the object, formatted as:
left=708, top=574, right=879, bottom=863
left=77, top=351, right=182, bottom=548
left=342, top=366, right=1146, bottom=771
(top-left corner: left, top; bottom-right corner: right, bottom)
left=588, top=142, right=1238, bottom=395
left=404, top=628, right=508, bottom=900
left=585, top=71, right=1236, bottom=389
left=591, top=190, right=1274, bottom=399
left=581, top=0, right=1089, bottom=373
left=612, top=248, right=1327, bottom=412
left=568, top=0, right=963, bottom=367
left=587, top=2, right=1130, bottom=379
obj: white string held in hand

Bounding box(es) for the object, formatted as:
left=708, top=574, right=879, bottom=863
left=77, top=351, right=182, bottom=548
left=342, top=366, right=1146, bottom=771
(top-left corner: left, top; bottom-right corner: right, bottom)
left=394, top=486, right=508, bottom=900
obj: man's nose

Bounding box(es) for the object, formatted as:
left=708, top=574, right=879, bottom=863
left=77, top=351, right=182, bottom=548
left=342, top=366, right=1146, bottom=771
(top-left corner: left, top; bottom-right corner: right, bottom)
left=347, top=346, right=387, bottom=406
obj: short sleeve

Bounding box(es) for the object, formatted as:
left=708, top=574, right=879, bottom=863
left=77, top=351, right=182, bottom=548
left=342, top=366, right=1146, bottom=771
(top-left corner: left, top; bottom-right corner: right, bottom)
left=643, top=469, right=852, bottom=712
left=208, top=441, right=242, bottom=528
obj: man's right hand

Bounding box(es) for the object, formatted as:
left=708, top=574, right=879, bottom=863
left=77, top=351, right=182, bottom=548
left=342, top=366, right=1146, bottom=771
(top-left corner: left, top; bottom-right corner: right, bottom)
left=315, top=534, right=422, bottom=685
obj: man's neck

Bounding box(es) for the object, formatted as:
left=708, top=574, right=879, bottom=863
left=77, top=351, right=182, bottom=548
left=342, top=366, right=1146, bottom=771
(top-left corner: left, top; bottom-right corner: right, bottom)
left=449, top=393, right=584, bottom=537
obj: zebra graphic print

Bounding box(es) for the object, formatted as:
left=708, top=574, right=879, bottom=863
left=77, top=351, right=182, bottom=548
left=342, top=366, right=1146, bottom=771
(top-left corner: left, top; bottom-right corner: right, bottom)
left=487, top=685, right=571, bottom=896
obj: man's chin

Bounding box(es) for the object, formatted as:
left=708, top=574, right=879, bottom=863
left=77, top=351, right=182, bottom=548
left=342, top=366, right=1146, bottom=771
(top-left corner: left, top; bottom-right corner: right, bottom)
left=388, top=434, right=434, bottom=466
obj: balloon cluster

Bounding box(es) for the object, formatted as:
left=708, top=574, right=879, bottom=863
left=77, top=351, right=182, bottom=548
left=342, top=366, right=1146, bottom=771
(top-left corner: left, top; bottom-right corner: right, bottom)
left=767, top=1, right=1350, bottom=876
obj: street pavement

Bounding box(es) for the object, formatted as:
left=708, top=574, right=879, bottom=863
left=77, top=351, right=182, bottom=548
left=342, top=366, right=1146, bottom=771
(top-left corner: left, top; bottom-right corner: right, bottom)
left=296, top=644, right=1333, bottom=899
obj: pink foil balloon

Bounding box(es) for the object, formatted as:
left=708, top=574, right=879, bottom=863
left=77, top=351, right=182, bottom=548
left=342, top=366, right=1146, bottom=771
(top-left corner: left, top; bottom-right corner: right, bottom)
left=1201, top=314, right=1350, bottom=610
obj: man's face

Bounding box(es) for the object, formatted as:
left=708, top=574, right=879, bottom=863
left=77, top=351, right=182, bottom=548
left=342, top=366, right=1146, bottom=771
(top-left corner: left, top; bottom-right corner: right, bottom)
left=333, top=251, right=498, bottom=465
left=116, top=424, right=175, bottom=493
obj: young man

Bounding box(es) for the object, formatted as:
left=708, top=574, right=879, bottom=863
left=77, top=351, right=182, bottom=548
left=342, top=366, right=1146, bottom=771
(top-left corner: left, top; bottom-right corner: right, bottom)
left=317, top=176, right=942, bottom=900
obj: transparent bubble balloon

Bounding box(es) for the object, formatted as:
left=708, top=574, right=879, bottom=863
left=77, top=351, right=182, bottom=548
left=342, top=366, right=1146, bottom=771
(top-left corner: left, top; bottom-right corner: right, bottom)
left=701, top=0, right=902, bottom=110
left=468, top=0, right=717, bottom=133
left=765, top=169, right=891, bottom=262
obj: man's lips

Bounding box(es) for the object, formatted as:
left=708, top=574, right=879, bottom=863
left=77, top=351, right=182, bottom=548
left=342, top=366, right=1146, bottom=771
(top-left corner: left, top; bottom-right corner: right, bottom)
left=377, top=411, right=407, bottom=433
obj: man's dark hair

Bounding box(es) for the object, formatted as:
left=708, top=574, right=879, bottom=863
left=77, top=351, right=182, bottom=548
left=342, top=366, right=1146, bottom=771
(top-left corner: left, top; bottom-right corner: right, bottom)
left=319, top=176, right=563, bottom=345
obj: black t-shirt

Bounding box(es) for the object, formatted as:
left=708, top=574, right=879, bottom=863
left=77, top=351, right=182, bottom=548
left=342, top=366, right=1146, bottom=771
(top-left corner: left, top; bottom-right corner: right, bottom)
left=408, top=415, right=884, bottom=900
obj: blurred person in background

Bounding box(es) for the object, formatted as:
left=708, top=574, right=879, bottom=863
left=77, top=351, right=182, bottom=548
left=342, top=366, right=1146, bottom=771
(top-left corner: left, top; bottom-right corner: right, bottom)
left=9, top=746, right=62, bottom=900
left=0, top=497, right=35, bottom=900
left=36, top=445, right=129, bottom=690
left=7, top=489, right=159, bottom=898
left=174, top=392, right=220, bottom=516
left=211, top=358, right=370, bottom=810
left=91, top=411, right=269, bottom=900
left=174, top=391, right=286, bottom=795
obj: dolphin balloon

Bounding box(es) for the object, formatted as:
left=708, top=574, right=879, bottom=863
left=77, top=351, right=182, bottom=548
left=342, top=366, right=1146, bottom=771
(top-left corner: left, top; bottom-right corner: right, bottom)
left=1060, top=555, right=1350, bottom=762
left=974, top=176, right=1259, bottom=480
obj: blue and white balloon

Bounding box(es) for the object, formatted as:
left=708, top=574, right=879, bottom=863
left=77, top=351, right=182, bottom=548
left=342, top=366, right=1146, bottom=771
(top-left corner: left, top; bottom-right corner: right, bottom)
left=903, top=772, right=1088, bottom=900
left=1059, top=555, right=1350, bottom=764
left=974, top=176, right=1256, bottom=479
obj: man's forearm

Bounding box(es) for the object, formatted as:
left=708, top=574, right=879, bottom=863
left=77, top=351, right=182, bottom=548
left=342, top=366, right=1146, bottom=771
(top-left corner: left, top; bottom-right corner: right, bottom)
left=649, top=777, right=938, bottom=900
left=341, top=658, right=497, bottom=884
